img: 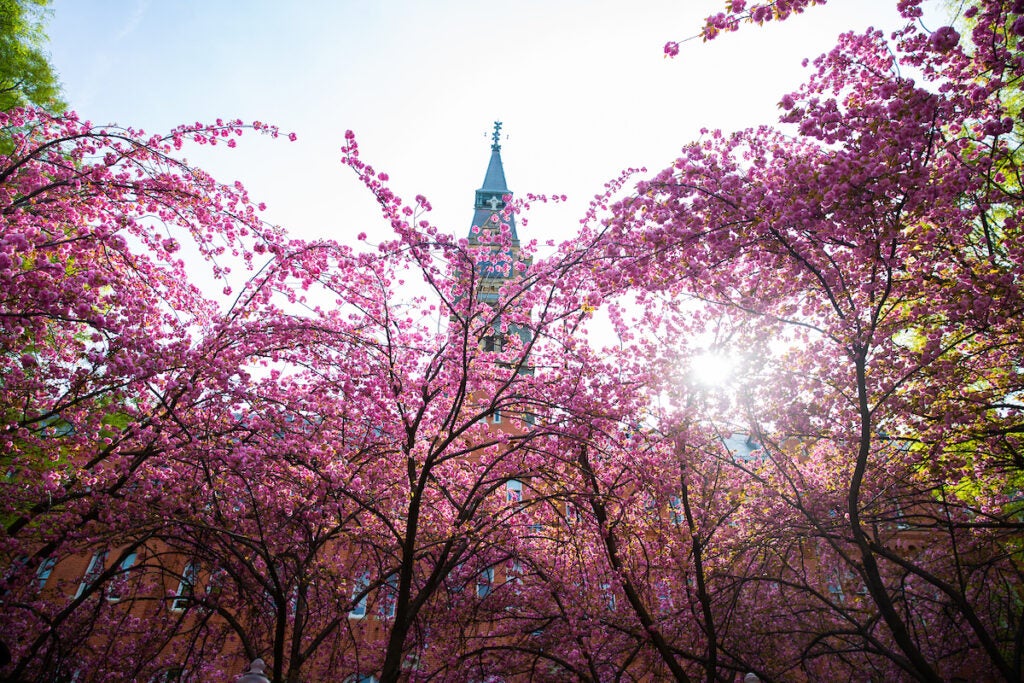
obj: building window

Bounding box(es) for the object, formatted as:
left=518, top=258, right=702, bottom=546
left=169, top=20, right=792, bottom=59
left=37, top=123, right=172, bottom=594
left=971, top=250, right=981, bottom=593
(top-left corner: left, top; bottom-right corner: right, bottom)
left=505, top=479, right=522, bottom=503
left=75, top=550, right=108, bottom=599
left=893, top=500, right=910, bottom=529
left=171, top=561, right=198, bottom=611
left=565, top=501, right=581, bottom=525
left=668, top=496, right=684, bottom=526
left=828, top=580, right=845, bottom=604
left=506, top=559, right=522, bottom=587
left=600, top=582, right=617, bottom=611
left=476, top=567, right=494, bottom=598
left=643, top=494, right=658, bottom=518
left=492, top=409, right=502, bottom=424
left=349, top=572, right=370, bottom=618
left=36, top=557, right=57, bottom=590
left=379, top=574, right=398, bottom=619
left=448, top=564, right=465, bottom=594
left=106, top=551, right=138, bottom=602
left=655, top=579, right=675, bottom=613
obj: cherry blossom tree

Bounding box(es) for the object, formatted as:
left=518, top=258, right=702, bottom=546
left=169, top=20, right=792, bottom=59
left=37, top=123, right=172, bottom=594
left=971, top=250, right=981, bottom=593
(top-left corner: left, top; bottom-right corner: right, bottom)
left=596, top=0, right=1024, bottom=679
left=0, top=107, right=297, bottom=681
left=7, top=1, right=1024, bottom=681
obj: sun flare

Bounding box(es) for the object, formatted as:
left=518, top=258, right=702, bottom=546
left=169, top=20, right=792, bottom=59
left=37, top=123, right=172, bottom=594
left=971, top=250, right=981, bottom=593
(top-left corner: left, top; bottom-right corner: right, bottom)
left=690, top=351, right=737, bottom=387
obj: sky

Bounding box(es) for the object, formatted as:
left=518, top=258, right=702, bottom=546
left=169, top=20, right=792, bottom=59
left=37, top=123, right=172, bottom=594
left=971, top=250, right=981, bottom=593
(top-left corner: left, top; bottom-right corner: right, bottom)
left=47, top=0, right=927, bottom=256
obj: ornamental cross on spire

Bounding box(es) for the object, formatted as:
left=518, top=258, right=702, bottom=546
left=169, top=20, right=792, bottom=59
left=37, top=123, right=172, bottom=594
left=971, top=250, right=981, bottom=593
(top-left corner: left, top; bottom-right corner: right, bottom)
left=491, top=121, right=503, bottom=151
left=486, top=196, right=502, bottom=210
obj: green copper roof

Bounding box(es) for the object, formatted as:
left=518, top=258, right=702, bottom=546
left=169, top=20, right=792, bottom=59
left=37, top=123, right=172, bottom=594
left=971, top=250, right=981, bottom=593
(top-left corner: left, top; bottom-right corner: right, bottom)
left=470, top=121, right=518, bottom=242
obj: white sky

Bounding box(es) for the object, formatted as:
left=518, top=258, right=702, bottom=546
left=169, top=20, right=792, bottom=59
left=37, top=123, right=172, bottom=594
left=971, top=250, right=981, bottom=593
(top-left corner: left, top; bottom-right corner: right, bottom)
left=48, top=1, right=923, bottom=255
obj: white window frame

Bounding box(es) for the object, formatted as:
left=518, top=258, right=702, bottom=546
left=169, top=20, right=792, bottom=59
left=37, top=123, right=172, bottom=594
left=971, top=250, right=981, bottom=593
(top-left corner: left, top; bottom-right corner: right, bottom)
left=171, top=561, right=198, bottom=611
left=669, top=496, right=684, bottom=526
left=36, top=556, right=57, bottom=590
left=600, top=582, right=616, bottom=611
left=565, top=501, right=580, bottom=525
left=506, top=559, right=522, bottom=584
left=448, top=563, right=465, bottom=594
left=349, top=571, right=370, bottom=619
left=106, top=551, right=138, bottom=602
left=476, top=567, right=494, bottom=598
left=379, top=574, right=398, bottom=619
left=75, top=550, right=108, bottom=599
left=505, top=479, right=522, bottom=503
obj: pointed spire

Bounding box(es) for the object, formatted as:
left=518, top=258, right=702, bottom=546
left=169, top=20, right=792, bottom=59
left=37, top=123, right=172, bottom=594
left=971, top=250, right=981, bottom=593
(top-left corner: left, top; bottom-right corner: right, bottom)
left=470, top=121, right=517, bottom=242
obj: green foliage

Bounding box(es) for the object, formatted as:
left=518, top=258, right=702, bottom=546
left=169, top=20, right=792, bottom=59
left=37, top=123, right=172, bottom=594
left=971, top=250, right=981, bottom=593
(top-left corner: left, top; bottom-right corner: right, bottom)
left=0, top=0, right=63, bottom=112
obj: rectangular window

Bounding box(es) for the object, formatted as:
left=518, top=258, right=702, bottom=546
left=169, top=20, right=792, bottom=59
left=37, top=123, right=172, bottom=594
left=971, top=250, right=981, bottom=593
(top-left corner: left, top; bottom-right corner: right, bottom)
left=565, top=501, right=581, bottom=525
left=349, top=572, right=370, bottom=618
left=171, top=561, right=198, bottom=611
left=644, top=495, right=658, bottom=518
left=75, top=550, right=108, bottom=599
left=893, top=501, right=910, bottom=529
left=506, top=559, right=522, bottom=585
left=106, top=551, right=138, bottom=602
left=600, top=582, right=616, bottom=611
left=36, top=557, right=57, bottom=590
left=492, top=409, right=502, bottom=424
left=476, top=567, right=494, bottom=598
left=669, top=496, right=684, bottom=526
left=656, top=579, right=674, bottom=613
left=505, top=479, right=522, bottom=503
left=379, top=574, right=398, bottom=618
left=448, top=564, right=465, bottom=594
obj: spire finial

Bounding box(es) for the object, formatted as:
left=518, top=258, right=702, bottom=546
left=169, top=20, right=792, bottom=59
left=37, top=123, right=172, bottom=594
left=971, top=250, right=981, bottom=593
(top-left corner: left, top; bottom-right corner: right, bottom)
left=491, top=121, right=503, bottom=151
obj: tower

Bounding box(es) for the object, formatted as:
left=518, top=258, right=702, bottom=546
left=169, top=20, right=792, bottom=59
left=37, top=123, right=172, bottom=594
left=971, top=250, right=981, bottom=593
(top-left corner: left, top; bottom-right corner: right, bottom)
left=468, top=121, right=521, bottom=305
left=467, top=122, right=531, bottom=356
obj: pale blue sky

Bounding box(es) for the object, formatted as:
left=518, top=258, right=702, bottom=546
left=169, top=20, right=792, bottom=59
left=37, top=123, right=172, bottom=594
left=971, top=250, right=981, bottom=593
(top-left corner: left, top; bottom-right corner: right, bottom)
left=48, top=1, right=920, bottom=249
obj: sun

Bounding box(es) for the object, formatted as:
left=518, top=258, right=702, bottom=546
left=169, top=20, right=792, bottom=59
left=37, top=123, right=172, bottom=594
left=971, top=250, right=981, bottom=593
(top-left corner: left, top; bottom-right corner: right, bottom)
left=690, top=351, right=737, bottom=387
